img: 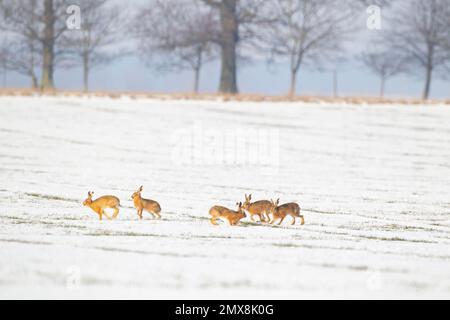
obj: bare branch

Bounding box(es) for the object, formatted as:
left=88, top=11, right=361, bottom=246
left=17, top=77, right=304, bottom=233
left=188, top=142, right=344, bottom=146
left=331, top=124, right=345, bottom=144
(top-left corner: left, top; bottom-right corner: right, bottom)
left=255, top=0, right=357, bottom=96
left=133, top=0, right=219, bottom=92
left=383, top=0, right=450, bottom=99
left=61, top=0, right=128, bottom=91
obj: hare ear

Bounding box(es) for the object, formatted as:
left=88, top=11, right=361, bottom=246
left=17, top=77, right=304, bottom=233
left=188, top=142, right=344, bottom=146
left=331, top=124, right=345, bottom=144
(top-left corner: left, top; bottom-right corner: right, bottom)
left=249, top=194, right=252, bottom=200
left=276, top=198, right=280, bottom=205
left=139, top=186, right=143, bottom=192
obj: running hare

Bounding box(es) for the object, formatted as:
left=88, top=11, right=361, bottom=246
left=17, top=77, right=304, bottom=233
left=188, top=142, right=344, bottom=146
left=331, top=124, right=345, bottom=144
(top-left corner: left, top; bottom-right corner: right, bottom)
left=131, top=186, right=161, bottom=219
left=269, top=199, right=305, bottom=226
left=83, top=191, right=120, bottom=221
left=209, top=202, right=246, bottom=226
left=242, top=194, right=271, bottom=222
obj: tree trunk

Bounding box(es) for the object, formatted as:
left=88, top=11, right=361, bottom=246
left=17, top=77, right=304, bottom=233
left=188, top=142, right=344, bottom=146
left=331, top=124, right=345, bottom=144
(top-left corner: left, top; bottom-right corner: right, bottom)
left=218, top=0, right=238, bottom=94
left=423, top=65, right=432, bottom=100
left=31, top=74, right=38, bottom=89
left=30, top=0, right=38, bottom=90
left=379, top=76, right=385, bottom=99
left=83, top=53, right=89, bottom=92
left=194, top=67, right=201, bottom=94
left=289, top=69, right=297, bottom=97
left=333, top=69, right=338, bottom=98
left=1, top=60, right=6, bottom=87
left=41, top=0, right=55, bottom=90
left=29, top=48, right=38, bottom=89
left=193, top=46, right=203, bottom=93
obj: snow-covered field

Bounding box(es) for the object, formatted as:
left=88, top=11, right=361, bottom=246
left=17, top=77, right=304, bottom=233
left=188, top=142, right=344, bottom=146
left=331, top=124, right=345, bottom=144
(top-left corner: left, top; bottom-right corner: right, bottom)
left=0, top=95, right=449, bottom=299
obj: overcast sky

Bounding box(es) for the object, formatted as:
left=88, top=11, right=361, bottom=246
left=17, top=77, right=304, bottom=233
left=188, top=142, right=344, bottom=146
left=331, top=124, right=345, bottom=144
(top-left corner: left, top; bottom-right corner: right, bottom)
left=2, top=1, right=449, bottom=99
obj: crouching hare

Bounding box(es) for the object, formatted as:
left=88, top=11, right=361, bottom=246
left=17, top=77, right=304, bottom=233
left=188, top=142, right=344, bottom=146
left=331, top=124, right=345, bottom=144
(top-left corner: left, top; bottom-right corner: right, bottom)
left=209, top=202, right=246, bottom=226
left=269, top=199, right=305, bottom=226
left=131, top=186, right=161, bottom=220
left=83, top=191, right=120, bottom=221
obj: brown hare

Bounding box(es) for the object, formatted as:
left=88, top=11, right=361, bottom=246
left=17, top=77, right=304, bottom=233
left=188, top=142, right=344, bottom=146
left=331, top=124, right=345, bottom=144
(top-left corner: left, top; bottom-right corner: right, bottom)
left=83, top=191, right=120, bottom=221
left=209, top=202, right=246, bottom=226
left=269, top=199, right=305, bottom=226
left=131, top=186, right=161, bottom=220
left=242, top=194, right=271, bottom=223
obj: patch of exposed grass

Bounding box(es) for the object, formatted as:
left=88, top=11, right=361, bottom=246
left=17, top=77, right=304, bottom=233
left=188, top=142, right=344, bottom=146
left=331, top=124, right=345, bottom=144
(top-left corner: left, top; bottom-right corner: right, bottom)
left=25, top=192, right=79, bottom=203
left=362, top=235, right=436, bottom=243
left=272, top=243, right=300, bottom=248
left=0, top=238, right=52, bottom=245
left=86, top=230, right=169, bottom=237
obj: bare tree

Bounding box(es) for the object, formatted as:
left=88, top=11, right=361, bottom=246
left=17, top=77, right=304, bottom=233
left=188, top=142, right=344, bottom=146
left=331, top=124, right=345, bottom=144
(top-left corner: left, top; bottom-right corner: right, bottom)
left=0, top=0, right=71, bottom=90
left=361, top=50, right=407, bottom=98
left=0, top=38, right=40, bottom=88
left=202, top=0, right=269, bottom=94
left=0, top=39, right=7, bottom=87
left=0, top=0, right=40, bottom=88
left=135, top=0, right=218, bottom=93
left=203, top=0, right=238, bottom=93
left=386, top=0, right=450, bottom=100
left=38, top=0, right=68, bottom=90
left=257, top=0, right=356, bottom=97
left=62, top=0, right=126, bottom=92
left=437, top=2, right=450, bottom=85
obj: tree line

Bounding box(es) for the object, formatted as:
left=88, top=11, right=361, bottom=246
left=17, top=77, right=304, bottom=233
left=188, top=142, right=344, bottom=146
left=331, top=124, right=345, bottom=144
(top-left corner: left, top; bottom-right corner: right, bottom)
left=0, top=0, right=449, bottom=100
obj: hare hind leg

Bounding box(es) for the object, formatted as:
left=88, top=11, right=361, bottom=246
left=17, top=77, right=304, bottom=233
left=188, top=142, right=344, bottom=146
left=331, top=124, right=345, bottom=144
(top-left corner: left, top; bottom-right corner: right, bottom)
left=290, top=216, right=296, bottom=225
left=112, top=206, right=120, bottom=219
left=151, top=211, right=161, bottom=219
left=100, top=209, right=111, bottom=221
left=299, top=215, right=305, bottom=225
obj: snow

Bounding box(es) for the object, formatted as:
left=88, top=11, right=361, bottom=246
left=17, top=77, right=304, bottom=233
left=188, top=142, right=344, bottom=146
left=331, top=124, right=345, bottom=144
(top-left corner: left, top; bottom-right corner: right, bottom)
left=0, top=95, right=449, bottom=299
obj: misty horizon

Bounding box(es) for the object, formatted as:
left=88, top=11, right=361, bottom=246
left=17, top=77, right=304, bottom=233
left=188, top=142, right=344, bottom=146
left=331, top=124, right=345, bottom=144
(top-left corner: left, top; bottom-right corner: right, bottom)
left=3, top=56, right=450, bottom=99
